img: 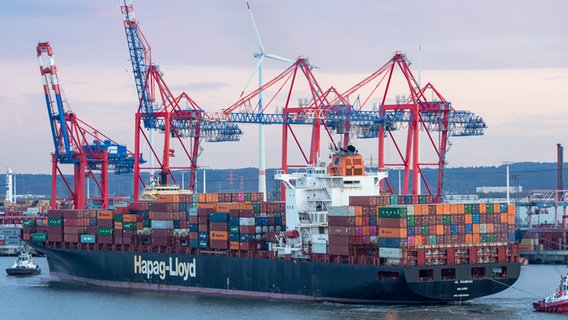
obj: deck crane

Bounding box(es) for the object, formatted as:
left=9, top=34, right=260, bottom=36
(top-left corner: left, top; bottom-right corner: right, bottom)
left=37, top=41, right=139, bottom=209
left=120, top=1, right=242, bottom=199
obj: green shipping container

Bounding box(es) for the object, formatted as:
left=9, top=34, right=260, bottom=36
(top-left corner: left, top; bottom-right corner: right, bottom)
left=23, top=220, right=36, bottom=227
left=230, top=225, right=240, bottom=234
left=390, top=196, right=398, bottom=205
left=421, top=225, right=429, bottom=236
left=486, top=203, right=494, bottom=213
left=31, top=233, right=48, bottom=241
left=123, top=222, right=137, bottom=230
left=97, top=227, right=113, bottom=236
left=253, top=203, right=261, bottom=213
left=406, top=216, right=415, bottom=226
left=378, top=206, right=407, bottom=218
left=464, top=204, right=473, bottom=214
left=80, top=234, right=96, bottom=243
left=429, top=235, right=437, bottom=244
left=443, top=215, right=451, bottom=225
left=114, top=214, right=123, bottom=222
left=244, top=193, right=251, bottom=201
left=48, top=218, right=63, bottom=226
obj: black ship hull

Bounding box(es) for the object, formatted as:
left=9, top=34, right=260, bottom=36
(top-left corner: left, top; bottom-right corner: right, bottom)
left=29, top=243, right=520, bottom=304
left=5, top=267, right=41, bottom=276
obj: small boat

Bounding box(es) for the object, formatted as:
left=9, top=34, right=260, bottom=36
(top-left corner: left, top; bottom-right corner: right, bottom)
left=533, top=272, right=568, bottom=313
left=5, top=246, right=41, bottom=276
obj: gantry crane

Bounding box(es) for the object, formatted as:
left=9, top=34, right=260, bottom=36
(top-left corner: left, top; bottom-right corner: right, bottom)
left=120, top=1, right=242, bottom=199
left=120, top=2, right=485, bottom=202
left=222, top=53, right=485, bottom=201
left=37, top=42, right=139, bottom=209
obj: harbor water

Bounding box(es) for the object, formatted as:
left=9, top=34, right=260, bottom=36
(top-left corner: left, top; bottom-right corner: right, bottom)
left=0, top=256, right=565, bottom=320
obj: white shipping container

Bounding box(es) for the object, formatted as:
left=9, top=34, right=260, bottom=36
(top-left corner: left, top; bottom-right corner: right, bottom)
left=328, top=206, right=356, bottom=217
left=312, top=243, right=327, bottom=254
left=379, top=247, right=403, bottom=258
left=239, top=217, right=255, bottom=226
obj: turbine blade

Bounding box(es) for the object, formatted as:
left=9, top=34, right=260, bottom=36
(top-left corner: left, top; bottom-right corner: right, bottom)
left=265, top=53, right=295, bottom=64
left=246, top=1, right=265, bottom=54
left=240, top=56, right=264, bottom=97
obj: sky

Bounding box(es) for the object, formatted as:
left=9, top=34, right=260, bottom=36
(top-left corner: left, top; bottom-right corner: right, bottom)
left=1, top=0, right=568, bottom=174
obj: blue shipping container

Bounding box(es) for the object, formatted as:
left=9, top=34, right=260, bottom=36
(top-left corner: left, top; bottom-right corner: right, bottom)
left=210, top=213, right=228, bottom=223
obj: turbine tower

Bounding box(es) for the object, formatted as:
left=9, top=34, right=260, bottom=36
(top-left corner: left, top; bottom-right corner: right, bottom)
left=5, top=168, right=13, bottom=204
left=243, top=2, right=294, bottom=201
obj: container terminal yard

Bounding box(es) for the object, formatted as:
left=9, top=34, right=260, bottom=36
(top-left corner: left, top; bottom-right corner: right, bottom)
left=0, top=0, right=565, bottom=304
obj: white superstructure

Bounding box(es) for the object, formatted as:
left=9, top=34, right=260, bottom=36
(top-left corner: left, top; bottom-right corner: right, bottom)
left=274, top=146, right=388, bottom=258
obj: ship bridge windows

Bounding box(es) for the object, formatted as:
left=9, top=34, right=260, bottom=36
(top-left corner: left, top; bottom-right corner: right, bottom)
left=471, top=267, right=486, bottom=279
left=441, top=268, right=456, bottom=280
left=492, top=266, right=508, bottom=279
left=418, top=269, right=434, bottom=281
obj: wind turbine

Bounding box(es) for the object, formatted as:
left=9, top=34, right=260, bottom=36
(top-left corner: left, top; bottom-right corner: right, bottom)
left=242, top=1, right=294, bottom=202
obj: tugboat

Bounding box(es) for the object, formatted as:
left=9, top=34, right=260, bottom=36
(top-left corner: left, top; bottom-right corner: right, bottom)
left=5, top=246, right=41, bottom=276
left=533, top=273, right=568, bottom=313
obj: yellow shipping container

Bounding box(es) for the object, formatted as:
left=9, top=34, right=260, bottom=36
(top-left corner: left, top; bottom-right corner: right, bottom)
left=508, top=204, right=516, bottom=215
left=494, top=203, right=501, bottom=214
left=500, top=213, right=508, bottom=223
left=457, top=203, right=465, bottom=214
left=413, top=205, right=422, bottom=216
left=465, top=234, right=473, bottom=244
left=415, top=235, right=422, bottom=245
left=473, top=224, right=480, bottom=234
left=210, top=231, right=228, bottom=241
left=157, top=194, right=179, bottom=203
left=114, top=222, right=123, bottom=230
left=97, top=210, right=113, bottom=220
left=355, top=216, right=363, bottom=226
left=122, top=214, right=137, bottom=223
left=508, top=214, right=515, bottom=224
left=480, top=204, right=486, bottom=214
left=472, top=233, right=480, bottom=243
left=436, top=224, right=444, bottom=235
left=378, top=227, right=407, bottom=238
left=362, top=226, right=370, bottom=236
left=230, top=241, right=240, bottom=250
left=355, top=206, right=363, bottom=217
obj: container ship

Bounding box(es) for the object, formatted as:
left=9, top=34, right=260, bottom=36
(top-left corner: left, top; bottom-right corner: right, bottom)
left=25, top=147, right=521, bottom=303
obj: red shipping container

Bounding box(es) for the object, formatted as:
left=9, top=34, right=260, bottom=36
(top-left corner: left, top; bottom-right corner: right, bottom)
left=328, top=226, right=355, bottom=236
left=64, top=234, right=79, bottom=243
left=210, top=222, right=228, bottom=231
left=48, top=233, right=63, bottom=242
left=239, top=242, right=252, bottom=251
left=151, top=236, right=168, bottom=246
left=329, top=235, right=349, bottom=246
left=128, top=201, right=149, bottom=211
left=152, top=229, right=173, bottom=237
left=198, top=224, right=209, bottom=233
left=210, top=240, right=228, bottom=249
left=98, top=235, right=113, bottom=244
left=47, top=210, right=63, bottom=218
left=328, top=245, right=350, bottom=256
